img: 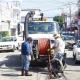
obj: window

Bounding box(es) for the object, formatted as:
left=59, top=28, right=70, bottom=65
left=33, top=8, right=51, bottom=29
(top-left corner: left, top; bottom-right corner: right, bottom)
left=28, top=22, right=59, bottom=34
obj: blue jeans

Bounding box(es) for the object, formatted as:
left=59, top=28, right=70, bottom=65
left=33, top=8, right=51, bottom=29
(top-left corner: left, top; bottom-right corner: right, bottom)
left=54, top=53, right=64, bottom=60
left=21, top=55, right=30, bottom=70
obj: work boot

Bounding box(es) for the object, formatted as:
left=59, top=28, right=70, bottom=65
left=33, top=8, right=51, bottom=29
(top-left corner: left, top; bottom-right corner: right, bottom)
left=25, top=70, right=32, bottom=76
left=49, top=75, right=56, bottom=79
left=21, top=69, right=24, bottom=76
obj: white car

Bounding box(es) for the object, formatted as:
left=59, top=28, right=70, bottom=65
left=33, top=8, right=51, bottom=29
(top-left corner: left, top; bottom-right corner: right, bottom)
left=62, top=34, right=75, bottom=49
left=73, top=41, right=80, bottom=63
left=0, top=36, right=19, bottom=52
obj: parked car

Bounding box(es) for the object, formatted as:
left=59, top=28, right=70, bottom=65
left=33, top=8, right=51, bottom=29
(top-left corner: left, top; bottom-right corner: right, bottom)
left=61, top=31, right=74, bottom=36
left=62, top=34, right=75, bottom=49
left=73, top=41, right=80, bottom=63
left=0, top=36, right=19, bottom=52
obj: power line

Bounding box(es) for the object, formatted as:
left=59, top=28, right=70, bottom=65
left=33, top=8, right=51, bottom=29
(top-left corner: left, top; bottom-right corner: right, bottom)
left=42, top=1, right=77, bottom=12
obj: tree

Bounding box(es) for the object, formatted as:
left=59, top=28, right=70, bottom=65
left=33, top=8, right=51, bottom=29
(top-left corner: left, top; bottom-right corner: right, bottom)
left=53, top=16, right=65, bottom=30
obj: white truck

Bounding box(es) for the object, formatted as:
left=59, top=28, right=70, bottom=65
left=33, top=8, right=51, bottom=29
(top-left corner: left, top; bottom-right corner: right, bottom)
left=23, top=11, right=60, bottom=60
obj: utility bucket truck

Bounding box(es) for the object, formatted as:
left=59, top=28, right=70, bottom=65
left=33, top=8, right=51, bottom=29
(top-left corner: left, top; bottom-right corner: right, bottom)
left=23, top=11, right=60, bottom=61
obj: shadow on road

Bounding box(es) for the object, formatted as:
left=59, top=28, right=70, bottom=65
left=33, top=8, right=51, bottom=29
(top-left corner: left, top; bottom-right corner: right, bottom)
left=0, top=54, right=48, bottom=77
left=1, top=73, right=20, bottom=76
left=0, top=54, right=21, bottom=68
left=0, top=54, right=47, bottom=70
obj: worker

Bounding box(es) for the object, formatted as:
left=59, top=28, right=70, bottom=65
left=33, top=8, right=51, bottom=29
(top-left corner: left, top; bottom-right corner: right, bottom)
left=51, top=34, right=65, bottom=78
left=53, top=33, right=65, bottom=61
left=21, top=37, right=33, bottom=76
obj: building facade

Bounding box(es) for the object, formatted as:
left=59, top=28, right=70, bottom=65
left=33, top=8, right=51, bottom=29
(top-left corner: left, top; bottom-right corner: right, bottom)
left=10, top=1, right=21, bottom=36
left=0, top=1, right=21, bottom=36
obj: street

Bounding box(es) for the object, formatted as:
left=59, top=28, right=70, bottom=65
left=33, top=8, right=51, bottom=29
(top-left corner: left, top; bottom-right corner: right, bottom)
left=0, top=0, right=79, bottom=80
left=0, top=50, right=80, bottom=80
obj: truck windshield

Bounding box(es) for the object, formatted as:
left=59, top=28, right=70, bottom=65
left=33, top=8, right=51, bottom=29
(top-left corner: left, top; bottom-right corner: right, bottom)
left=28, top=22, right=59, bottom=34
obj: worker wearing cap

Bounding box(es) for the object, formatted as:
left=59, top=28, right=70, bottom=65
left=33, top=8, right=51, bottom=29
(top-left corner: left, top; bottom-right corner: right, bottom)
left=53, top=34, right=65, bottom=57
left=47, top=33, right=66, bottom=78
left=52, top=33, right=66, bottom=66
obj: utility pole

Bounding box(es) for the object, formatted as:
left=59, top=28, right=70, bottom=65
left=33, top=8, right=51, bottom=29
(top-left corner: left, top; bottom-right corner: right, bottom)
left=69, top=4, right=72, bottom=27
left=60, top=8, right=67, bottom=31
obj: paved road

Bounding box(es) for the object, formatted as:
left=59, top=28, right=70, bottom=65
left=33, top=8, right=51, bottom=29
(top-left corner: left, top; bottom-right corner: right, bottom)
left=0, top=50, right=80, bottom=80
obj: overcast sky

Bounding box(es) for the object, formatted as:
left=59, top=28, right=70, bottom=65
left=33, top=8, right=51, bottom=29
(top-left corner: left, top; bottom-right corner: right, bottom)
left=21, top=0, right=78, bottom=16
left=1, top=0, right=78, bottom=16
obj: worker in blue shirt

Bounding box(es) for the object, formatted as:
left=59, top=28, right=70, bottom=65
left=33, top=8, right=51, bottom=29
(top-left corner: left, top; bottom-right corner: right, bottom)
left=21, top=37, right=33, bottom=76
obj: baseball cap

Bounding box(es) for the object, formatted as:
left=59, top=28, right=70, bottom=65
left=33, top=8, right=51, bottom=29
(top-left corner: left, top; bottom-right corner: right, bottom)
left=53, top=33, right=60, bottom=38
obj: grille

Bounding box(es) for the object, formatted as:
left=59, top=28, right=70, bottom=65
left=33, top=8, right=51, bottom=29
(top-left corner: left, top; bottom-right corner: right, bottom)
left=0, top=45, right=9, bottom=47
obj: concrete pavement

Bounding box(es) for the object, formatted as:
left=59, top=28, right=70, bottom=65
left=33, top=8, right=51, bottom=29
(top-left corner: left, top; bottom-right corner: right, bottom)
left=0, top=50, right=80, bottom=80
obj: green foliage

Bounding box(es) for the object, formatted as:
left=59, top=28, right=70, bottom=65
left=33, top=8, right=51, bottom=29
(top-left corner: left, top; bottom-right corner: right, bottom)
left=53, top=16, right=65, bottom=30
left=0, top=31, right=9, bottom=37
left=53, top=16, right=65, bottom=23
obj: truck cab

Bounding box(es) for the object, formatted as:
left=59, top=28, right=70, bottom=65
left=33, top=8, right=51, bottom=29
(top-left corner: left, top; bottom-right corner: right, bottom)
left=24, top=11, right=60, bottom=60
